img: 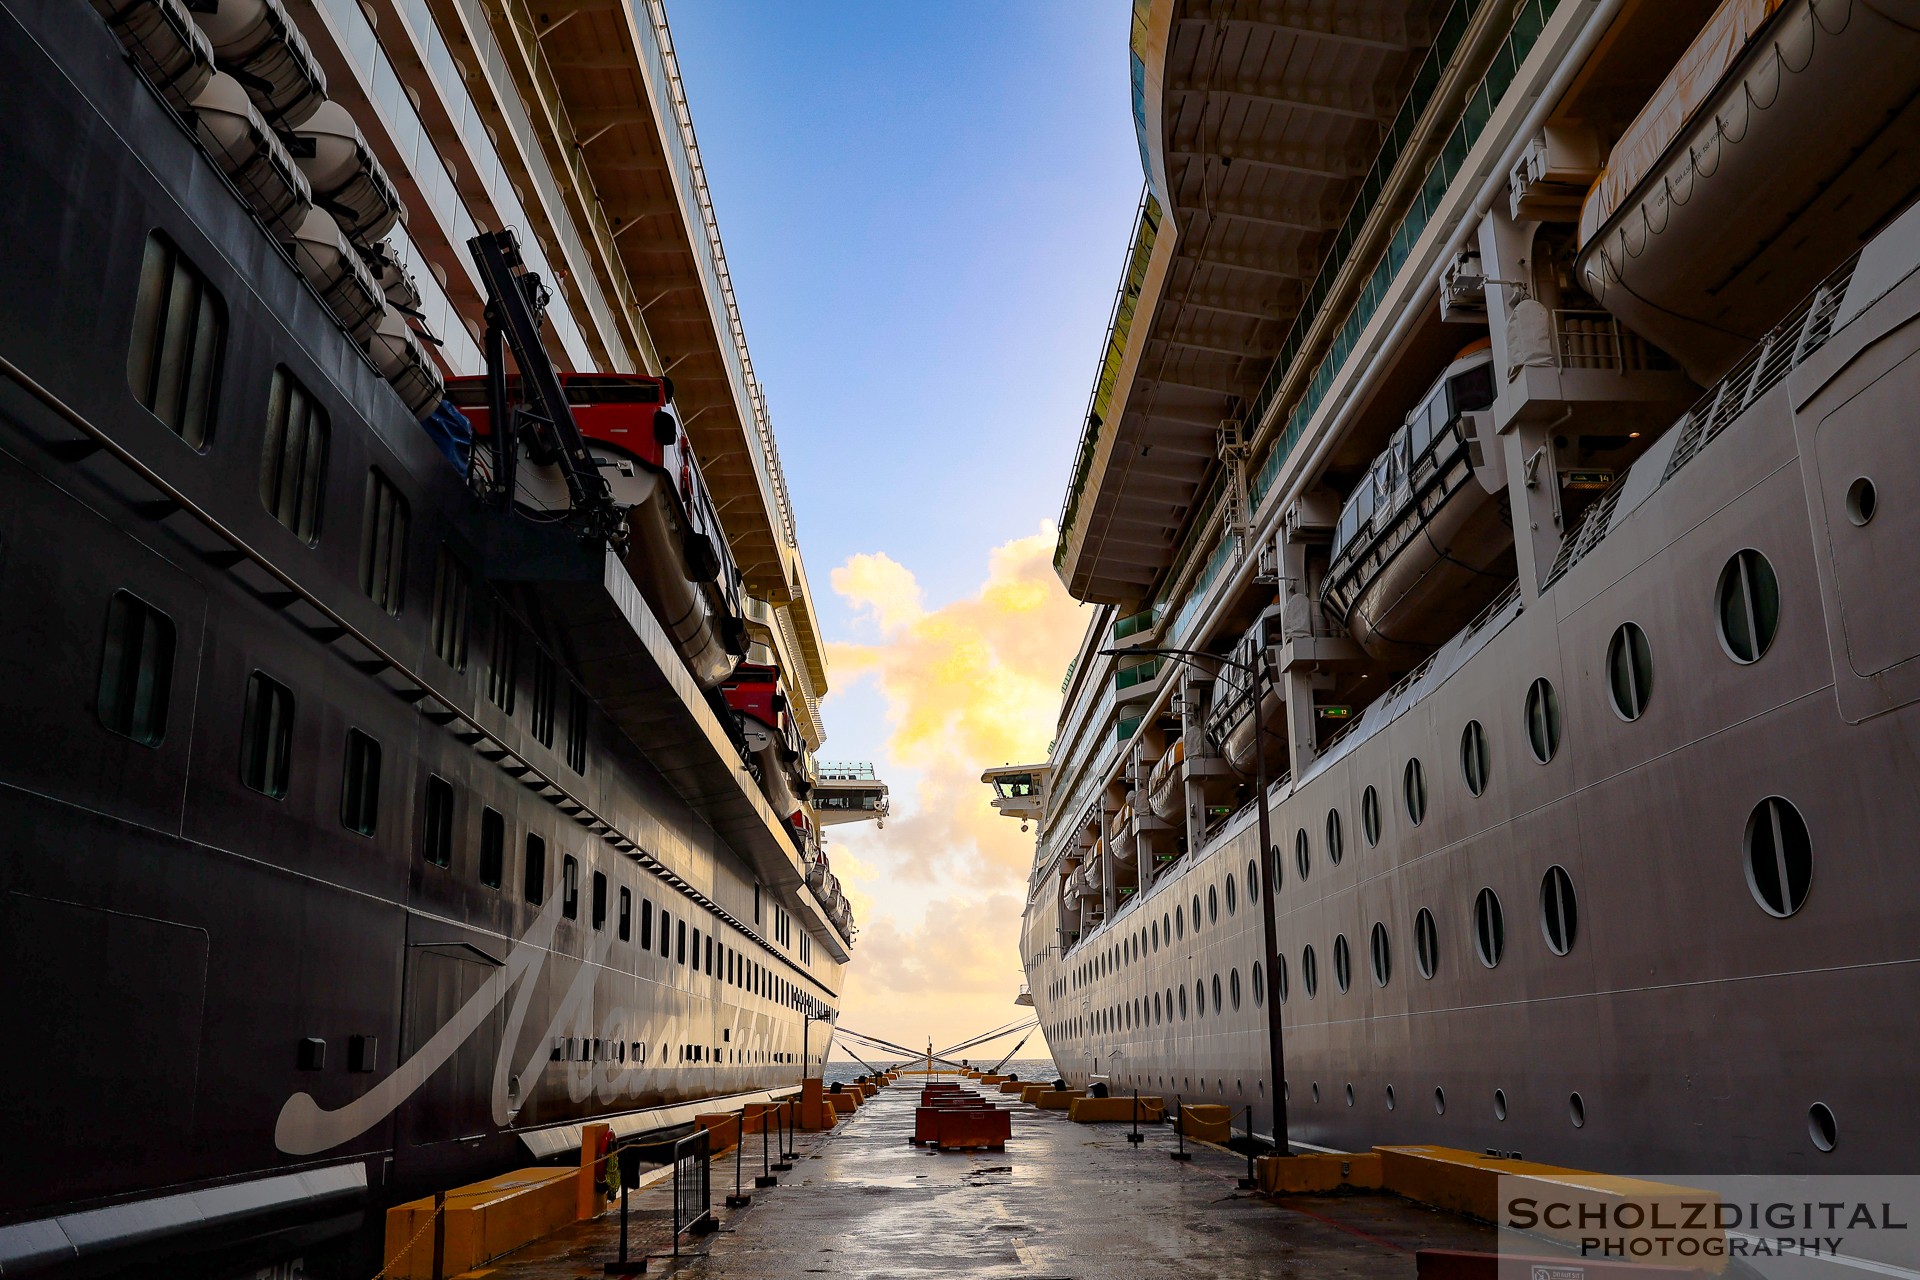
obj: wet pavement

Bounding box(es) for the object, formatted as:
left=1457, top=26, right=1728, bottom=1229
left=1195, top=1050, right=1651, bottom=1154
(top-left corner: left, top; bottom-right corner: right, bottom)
left=471, top=1074, right=1497, bottom=1279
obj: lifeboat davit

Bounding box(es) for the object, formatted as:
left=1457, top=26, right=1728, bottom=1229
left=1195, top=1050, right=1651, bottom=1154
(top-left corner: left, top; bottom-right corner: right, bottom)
left=288, top=209, right=383, bottom=345
left=1576, top=0, right=1920, bottom=384
left=723, top=664, right=810, bottom=833
left=91, top=0, right=215, bottom=112
left=1206, top=621, right=1286, bottom=776
left=188, top=72, right=312, bottom=240
left=366, top=302, right=445, bottom=418
left=1320, top=343, right=1510, bottom=665
left=291, top=102, right=406, bottom=245
left=189, top=0, right=327, bottom=126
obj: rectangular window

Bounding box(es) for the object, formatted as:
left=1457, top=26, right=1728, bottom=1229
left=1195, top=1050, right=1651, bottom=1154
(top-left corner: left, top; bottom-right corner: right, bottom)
left=618, top=887, right=631, bottom=941
left=561, top=854, right=579, bottom=919
left=260, top=368, right=329, bottom=543
left=478, top=807, right=505, bottom=888
left=359, top=468, right=409, bottom=616
left=705, top=935, right=714, bottom=976
left=240, top=671, right=295, bottom=798
left=422, top=775, right=453, bottom=867
left=676, top=919, right=686, bottom=965
left=659, top=910, right=671, bottom=958
left=591, top=871, right=607, bottom=930
left=726, top=948, right=734, bottom=985
left=128, top=232, right=223, bottom=449
left=340, top=729, right=381, bottom=836
left=640, top=899, right=653, bottom=950
left=564, top=685, right=589, bottom=774
left=487, top=616, right=517, bottom=714
left=523, top=833, right=546, bottom=904
left=529, top=649, right=557, bottom=748
left=430, top=547, right=471, bottom=672
left=692, top=927, right=701, bottom=967
left=98, top=590, right=175, bottom=746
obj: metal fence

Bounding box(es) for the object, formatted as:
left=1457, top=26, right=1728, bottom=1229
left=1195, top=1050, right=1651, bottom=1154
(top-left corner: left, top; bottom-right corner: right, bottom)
left=671, top=1128, right=713, bottom=1247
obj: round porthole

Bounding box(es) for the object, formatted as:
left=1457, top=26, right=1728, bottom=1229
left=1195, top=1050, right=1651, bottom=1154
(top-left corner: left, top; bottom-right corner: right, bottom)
left=1461, top=720, right=1489, bottom=796
left=1370, top=921, right=1392, bottom=987
left=1333, top=935, right=1352, bottom=992
left=1302, top=945, right=1319, bottom=999
left=1845, top=477, right=1876, bottom=527
left=1717, top=549, right=1780, bottom=664
left=1525, top=677, right=1561, bottom=763
left=1414, top=907, right=1439, bottom=979
left=1745, top=796, right=1812, bottom=917
left=1252, top=961, right=1265, bottom=1006
left=1569, top=1092, right=1586, bottom=1129
left=1434, top=1087, right=1446, bottom=1116
left=1326, top=809, right=1344, bottom=865
left=1808, top=1102, right=1837, bottom=1152
left=1494, top=1088, right=1509, bottom=1121
left=1404, top=758, right=1427, bottom=825
left=1246, top=858, right=1260, bottom=904
left=1362, top=785, right=1381, bottom=846
left=1540, top=865, right=1578, bottom=955
left=1474, top=888, right=1506, bottom=968
left=1295, top=828, right=1311, bottom=880
left=1607, top=623, right=1653, bottom=721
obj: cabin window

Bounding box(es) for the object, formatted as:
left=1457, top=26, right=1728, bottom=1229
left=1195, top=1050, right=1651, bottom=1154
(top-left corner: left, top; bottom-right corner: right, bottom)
left=128, top=232, right=223, bottom=449
left=640, top=899, right=654, bottom=949
left=1275, top=955, right=1288, bottom=1004
left=240, top=672, right=295, bottom=799
left=97, top=590, right=175, bottom=746
left=565, top=685, right=589, bottom=774
left=1361, top=785, right=1381, bottom=846
left=529, top=649, right=557, bottom=748
left=1460, top=720, right=1489, bottom=796
left=1224, top=874, right=1236, bottom=917
left=1294, top=828, right=1311, bottom=880
left=1524, top=677, right=1561, bottom=763
left=676, top=919, right=686, bottom=965
left=1177, top=984, right=1188, bottom=1020
left=359, top=469, right=409, bottom=616
left=561, top=854, right=579, bottom=919
left=618, top=888, right=631, bottom=941
left=660, top=910, right=672, bottom=958
left=422, top=775, right=453, bottom=867
left=1540, top=865, right=1578, bottom=954
left=1403, top=758, right=1427, bottom=825
left=1250, top=962, right=1263, bottom=1007
left=523, top=833, right=546, bottom=904
left=1448, top=361, right=1495, bottom=414
left=1606, top=622, right=1653, bottom=721
left=1370, top=922, right=1392, bottom=988
left=431, top=547, right=472, bottom=672
left=1207, top=885, right=1218, bottom=922
left=1246, top=858, right=1259, bottom=904
left=1301, top=945, right=1317, bottom=999
left=1473, top=888, right=1505, bottom=968
left=487, top=617, right=518, bottom=713
left=1325, top=809, right=1344, bottom=865
left=1745, top=796, right=1812, bottom=917
left=1332, top=935, right=1351, bottom=993
left=478, top=807, right=505, bottom=888
left=706, top=934, right=715, bottom=975
left=1415, top=907, right=1439, bottom=979
left=591, top=869, right=607, bottom=930
left=340, top=729, right=381, bottom=836
left=260, top=368, right=329, bottom=543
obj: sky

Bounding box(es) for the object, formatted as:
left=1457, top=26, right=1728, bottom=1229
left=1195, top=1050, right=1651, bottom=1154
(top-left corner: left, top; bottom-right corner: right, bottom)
left=667, top=3, right=1141, bottom=1061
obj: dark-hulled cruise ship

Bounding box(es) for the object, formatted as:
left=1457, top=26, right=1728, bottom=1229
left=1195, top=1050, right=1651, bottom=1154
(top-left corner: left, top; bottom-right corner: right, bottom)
left=0, top=0, right=884, bottom=1272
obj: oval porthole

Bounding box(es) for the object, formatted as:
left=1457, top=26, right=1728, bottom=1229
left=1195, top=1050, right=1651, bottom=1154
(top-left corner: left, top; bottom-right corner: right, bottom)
left=1275, top=954, right=1288, bottom=1005
left=1745, top=796, right=1812, bottom=917
left=1252, top=961, right=1265, bottom=1007
left=1195, top=979, right=1207, bottom=1017
left=1362, top=785, right=1382, bottom=846
left=1269, top=843, right=1285, bottom=892
left=1191, top=894, right=1201, bottom=932
left=1175, top=908, right=1184, bottom=940
left=1607, top=623, right=1653, bottom=721
left=1230, top=968, right=1242, bottom=1010
left=1177, top=985, right=1188, bottom=1020
left=1540, top=865, right=1578, bottom=955
left=1474, top=888, right=1506, bottom=968
left=1312, top=1082, right=1321, bottom=1104
left=1332, top=935, right=1351, bottom=992
left=1302, top=945, right=1319, bottom=999
left=1717, top=549, right=1780, bottom=664
left=1326, top=809, right=1344, bottom=865
left=1247, top=858, right=1260, bottom=904
left=1345, top=1083, right=1355, bottom=1108
left=1210, top=973, right=1222, bottom=1014
left=1846, top=477, right=1876, bottom=526
left=1295, top=828, right=1311, bottom=880
left=1370, top=921, right=1392, bottom=987
left=1569, top=1092, right=1586, bottom=1129
left=1414, top=907, right=1439, bottom=979
left=1208, top=884, right=1219, bottom=923
left=1434, top=1087, right=1447, bottom=1115
left=1404, top=758, right=1427, bottom=825
left=1494, top=1088, right=1509, bottom=1121
left=1525, top=677, right=1561, bottom=763
left=1225, top=874, right=1237, bottom=916
left=1461, top=720, right=1489, bottom=796
left=1808, top=1102, right=1837, bottom=1152
left=1386, top=1084, right=1397, bottom=1111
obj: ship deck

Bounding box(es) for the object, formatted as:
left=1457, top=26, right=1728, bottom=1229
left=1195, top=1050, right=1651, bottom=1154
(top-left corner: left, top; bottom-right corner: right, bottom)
left=477, top=1073, right=1499, bottom=1278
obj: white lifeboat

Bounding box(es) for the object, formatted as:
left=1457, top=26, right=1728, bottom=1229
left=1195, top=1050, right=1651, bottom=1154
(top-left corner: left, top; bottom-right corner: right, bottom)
left=190, top=0, right=327, bottom=127
left=188, top=72, right=312, bottom=240
left=363, top=240, right=423, bottom=314
left=627, top=489, right=738, bottom=687
left=288, top=209, right=383, bottom=345
left=90, top=0, right=214, bottom=112
left=291, top=103, right=406, bottom=245
left=366, top=302, right=445, bottom=418
left=1146, top=739, right=1184, bottom=823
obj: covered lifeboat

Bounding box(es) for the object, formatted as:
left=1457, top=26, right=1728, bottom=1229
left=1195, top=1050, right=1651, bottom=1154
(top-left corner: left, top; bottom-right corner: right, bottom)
left=447, top=372, right=749, bottom=688
left=721, top=662, right=814, bottom=844
left=1206, top=618, right=1284, bottom=777
left=1319, top=342, right=1509, bottom=665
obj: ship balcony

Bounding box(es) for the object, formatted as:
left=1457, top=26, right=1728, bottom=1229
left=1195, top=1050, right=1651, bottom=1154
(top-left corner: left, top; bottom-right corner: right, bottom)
left=1107, top=607, right=1160, bottom=649
left=812, top=761, right=890, bottom=828
left=982, top=764, right=1048, bottom=820
left=1113, top=655, right=1164, bottom=704
left=1015, top=982, right=1034, bottom=1007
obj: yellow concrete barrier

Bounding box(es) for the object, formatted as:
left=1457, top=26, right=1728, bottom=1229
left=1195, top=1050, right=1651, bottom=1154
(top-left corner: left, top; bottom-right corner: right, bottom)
left=979, top=1074, right=1007, bottom=1085
left=1068, top=1095, right=1164, bottom=1124
left=1179, top=1104, right=1232, bottom=1144
left=383, top=1169, right=577, bottom=1279
left=1018, top=1083, right=1051, bottom=1104
left=828, top=1086, right=863, bottom=1108
left=1257, top=1151, right=1383, bottom=1194
left=998, top=1080, right=1028, bottom=1095
left=1034, top=1089, right=1084, bottom=1110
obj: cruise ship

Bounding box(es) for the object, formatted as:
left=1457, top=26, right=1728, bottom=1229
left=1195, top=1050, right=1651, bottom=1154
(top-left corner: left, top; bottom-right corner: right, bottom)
left=992, top=0, right=1920, bottom=1175
left=0, top=0, right=883, bottom=1273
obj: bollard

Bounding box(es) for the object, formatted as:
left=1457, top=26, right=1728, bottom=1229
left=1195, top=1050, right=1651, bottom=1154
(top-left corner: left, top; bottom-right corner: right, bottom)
left=1238, top=1106, right=1258, bottom=1189
left=756, top=1107, right=778, bottom=1188
left=430, top=1189, right=446, bottom=1280
left=1127, top=1089, right=1144, bottom=1146
left=603, top=1144, right=645, bottom=1275
left=1170, top=1095, right=1192, bottom=1162
left=727, top=1109, right=752, bottom=1208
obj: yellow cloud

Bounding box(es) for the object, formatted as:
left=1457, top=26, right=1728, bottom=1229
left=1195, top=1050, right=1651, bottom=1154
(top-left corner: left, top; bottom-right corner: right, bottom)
left=830, top=551, right=924, bottom=632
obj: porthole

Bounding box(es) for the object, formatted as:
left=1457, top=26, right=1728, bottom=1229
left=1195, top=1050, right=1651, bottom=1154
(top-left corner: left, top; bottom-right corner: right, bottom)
left=1194, top=979, right=1206, bottom=1017
left=1190, top=894, right=1201, bottom=932
left=1175, top=909, right=1184, bottom=940
left=1845, top=477, right=1876, bottom=526
left=1414, top=907, right=1439, bottom=979
left=1460, top=720, right=1489, bottom=796
left=1275, top=954, right=1289, bottom=1004
left=1230, top=968, right=1242, bottom=1010
left=1386, top=1084, right=1397, bottom=1111
left=1312, top=1082, right=1321, bottom=1104
left=1361, top=785, right=1381, bottom=846
left=1156, top=917, right=1165, bottom=950
left=1345, top=1083, right=1355, bottom=1107
left=1302, top=945, right=1318, bottom=999
left=1252, top=961, right=1265, bottom=1006
left=1473, top=888, right=1505, bottom=968
left=1494, top=1088, right=1509, bottom=1121
left=1540, top=865, right=1578, bottom=955
left=1717, top=549, right=1780, bottom=664
left=1153, top=991, right=1162, bottom=1024
left=1208, top=885, right=1219, bottom=923
left=1326, top=809, right=1344, bottom=865
left=1211, top=973, right=1222, bottom=1013
left=1745, top=795, right=1812, bottom=917
left=1177, top=985, right=1188, bottom=1020
left=1333, top=935, right=1351, bottom=993
left=1607, top=623, right=1653, bottom=721
left=1295, top=828, right=1311, bottom=880
left=1225, top=874, right=1237, bottom=916
left=1808, top=1102, right=1838, bottom=1152
left=1246, top=858, right=1260, bottom=903
left=1524, top=677, right=1561, bottom=763
left=1370, top=922, right=1392, bottom=988
left=1434, top=1087, right=1446, bottom=1115
left=1269, top=842, right=1285, bottom=891
left=1569, top=1092, right=1586, bottom=1129
left=1404, top=758, right=1427, bottom=825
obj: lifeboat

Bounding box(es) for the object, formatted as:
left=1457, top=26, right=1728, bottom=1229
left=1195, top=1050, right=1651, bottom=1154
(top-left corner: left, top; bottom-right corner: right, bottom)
left=288, top=209, right=383, bottom=345
left=291, top=102, right=406, bottom=244
left=1206, top=621, right=1284, bottom=776
left=189, top=0, right=327, bottom=127
left=364, top=240, right=423, bottom=314
left=722, top=664, right=811, bottom=832
left=1320, top=343, right=1509, bottom=665
left=1576, top=0, right=1920, bottom=383
left=1146, top=739, right=1185, bottom=823
left=188, top=72, right=312, bottom=240
left=90, top=0, right=214, bottom=112
left=446, top=372, right=750, bottom=688
left=366, top=302, right=445, bottom=418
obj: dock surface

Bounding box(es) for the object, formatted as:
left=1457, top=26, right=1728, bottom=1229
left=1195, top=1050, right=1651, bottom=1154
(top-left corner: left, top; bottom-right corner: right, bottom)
left=476, top=1077, right=1496, bottom=1278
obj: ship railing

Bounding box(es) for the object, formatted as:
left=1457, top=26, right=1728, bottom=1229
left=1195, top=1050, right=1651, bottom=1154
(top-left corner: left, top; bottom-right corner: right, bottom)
left=1551, top=309, right=1674, bottom=372
left=815, top=761, right=878, bottom=781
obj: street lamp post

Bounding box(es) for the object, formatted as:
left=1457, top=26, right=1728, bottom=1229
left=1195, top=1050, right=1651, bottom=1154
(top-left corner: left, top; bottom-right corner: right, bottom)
left=1098, top=643, right=1289, bottom=1156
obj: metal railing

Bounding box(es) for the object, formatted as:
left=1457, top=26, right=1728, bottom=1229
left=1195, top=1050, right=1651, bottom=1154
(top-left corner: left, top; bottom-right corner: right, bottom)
left=1551, top=308, right=1673, bottom=371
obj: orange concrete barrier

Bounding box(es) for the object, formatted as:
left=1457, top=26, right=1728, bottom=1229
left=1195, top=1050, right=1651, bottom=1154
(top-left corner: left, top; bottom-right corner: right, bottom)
left=798, top=1079, right=839, bottom=1130
left=1018, top=1083, right=1051, bottom=1104
left=931, top=1106, right=1011, bottom=1151
left=998, top=1080, right=1027, bottom=1095
left=695, top=1113, right=742, bottom=1155
left=1033, top=1089, right=1083, bottom=1110
left=1068, top=1095, right=1164, bottom=1124
left=383, top=1169, right=577, bottom=1279
left=577, top=1122, right=610, bottom=1220
left=1257, top=1151, right=1383, bottom=1193
left=828, top=1087, right=864, bottom=1109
